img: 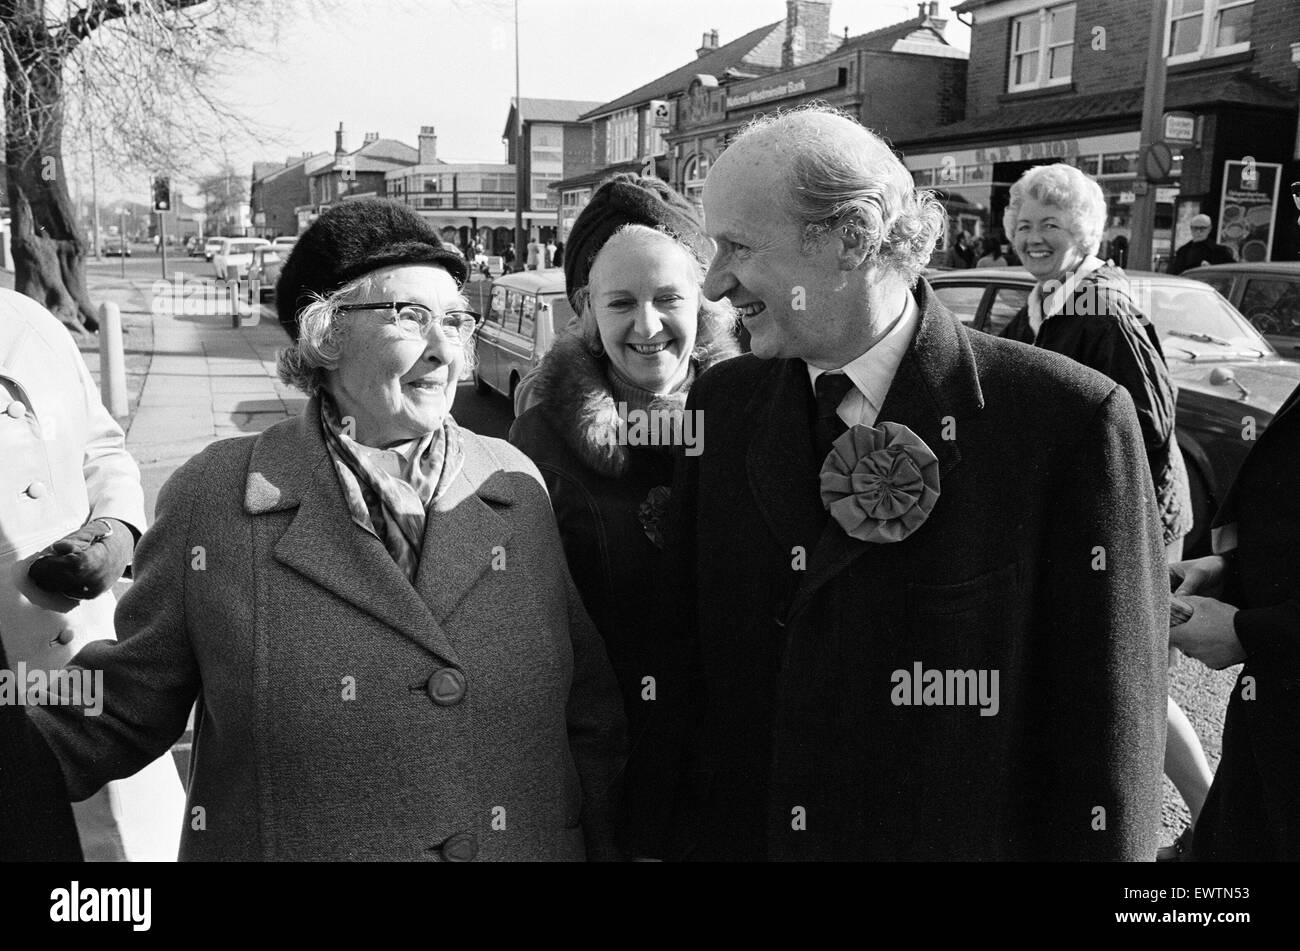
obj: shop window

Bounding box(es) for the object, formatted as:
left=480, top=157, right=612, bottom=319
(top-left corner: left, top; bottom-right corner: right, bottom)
left=1167, top=0, right=1253, bottom=64
left=1008, top=3, right=1076, bottom=93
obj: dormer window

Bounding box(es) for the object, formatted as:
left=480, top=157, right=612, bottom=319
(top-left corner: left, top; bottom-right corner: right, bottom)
left=1007, top=3, right=1076, bottom=93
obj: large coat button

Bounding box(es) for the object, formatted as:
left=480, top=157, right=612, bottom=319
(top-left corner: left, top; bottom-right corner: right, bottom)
left=52, top=627, right=75, bottom=646
left=5, top=400, right=25, bottom=419
left=25, top=481, right=48, bottom=500
left=440, top=832, right=478, bottom=862
left=426, top=667, right=467, bottom=705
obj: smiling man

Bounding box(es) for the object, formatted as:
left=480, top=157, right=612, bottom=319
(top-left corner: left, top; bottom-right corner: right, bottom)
left=659, top=106, right=1170, bottom=861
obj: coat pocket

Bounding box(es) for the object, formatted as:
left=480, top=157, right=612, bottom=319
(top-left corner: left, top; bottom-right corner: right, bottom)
left=906, top=561, right=1020, bottom=646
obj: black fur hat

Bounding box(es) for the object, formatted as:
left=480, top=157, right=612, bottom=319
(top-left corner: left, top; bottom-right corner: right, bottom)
left=563, top=173, right=708, bottom=309
left=276, top=198, right=469, bottom=340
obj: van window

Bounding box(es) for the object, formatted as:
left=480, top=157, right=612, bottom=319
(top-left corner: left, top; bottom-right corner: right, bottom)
left=543, top=294, right=576, bottom=334
left=504, top=290, right=523, bottom=333
left=519, top=295, right=536, bottom=339
left=488, top=286, right=506, bottom=323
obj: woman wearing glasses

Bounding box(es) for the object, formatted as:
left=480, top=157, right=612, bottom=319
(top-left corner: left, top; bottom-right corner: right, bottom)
left=27, top=200, right=626, bottom=861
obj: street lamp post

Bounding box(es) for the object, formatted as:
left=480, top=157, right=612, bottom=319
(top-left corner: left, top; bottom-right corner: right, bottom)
left=514, top=0, right=526, bottom=269
left=1130, top=0, right=1170, bottom=272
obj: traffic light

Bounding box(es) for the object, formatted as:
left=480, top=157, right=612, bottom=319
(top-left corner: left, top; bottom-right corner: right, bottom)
left=152, top=176, right=171, bottom=212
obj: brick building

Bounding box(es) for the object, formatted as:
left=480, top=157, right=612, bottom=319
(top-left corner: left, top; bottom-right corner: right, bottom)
left=897, top=0, right=1300, bottom=268
left=299, top=123, right=419, bottom=232
left=501, top=98, right=602, bottom=243
left=250, top=152, right=331, bottom=239
left=551, top=1, right=966, bottom=239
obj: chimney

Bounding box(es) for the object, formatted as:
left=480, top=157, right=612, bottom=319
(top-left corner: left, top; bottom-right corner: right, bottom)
left=922, top=1, right=947, bottom=34
left=783, top=1, right=832, bottom=68
left=418, top=125, right=438, bottom=164
left=363, top=132, right=379, bottom=145
left=696, top=28, right=719, bottom=58
left=334, top=122, right=346, bottom=158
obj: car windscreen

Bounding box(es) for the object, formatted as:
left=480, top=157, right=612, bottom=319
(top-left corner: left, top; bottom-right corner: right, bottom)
left=230, top=242, right=264, bottom=254
left=1143, top=281, right=1275, bottom=359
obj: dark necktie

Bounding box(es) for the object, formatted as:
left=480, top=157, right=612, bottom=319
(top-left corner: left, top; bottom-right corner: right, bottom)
left=813, top=372, right=855, bottom=463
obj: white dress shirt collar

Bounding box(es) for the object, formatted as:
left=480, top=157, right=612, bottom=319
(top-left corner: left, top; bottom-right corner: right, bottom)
left=805, top=288, right=921, bottom=428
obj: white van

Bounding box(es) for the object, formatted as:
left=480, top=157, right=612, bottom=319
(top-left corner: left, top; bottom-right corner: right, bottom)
left=472, top=269, right=574, bottom=415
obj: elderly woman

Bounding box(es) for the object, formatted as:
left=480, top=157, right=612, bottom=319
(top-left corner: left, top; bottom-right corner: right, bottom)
left=998, top=163, right=1205, bottom=860
left=508, top=175, right=739, bottom=855
left=28, top=199, right=626, bottom=861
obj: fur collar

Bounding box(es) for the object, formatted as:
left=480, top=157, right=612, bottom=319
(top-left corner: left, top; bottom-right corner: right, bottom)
left=532, top=331, right=740, bottom=478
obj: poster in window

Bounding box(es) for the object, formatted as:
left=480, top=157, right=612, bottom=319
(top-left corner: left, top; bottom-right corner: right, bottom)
left=1217, top=160, right=1281, bottom=263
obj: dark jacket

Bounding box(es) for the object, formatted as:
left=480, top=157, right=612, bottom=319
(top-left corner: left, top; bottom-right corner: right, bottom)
left=508, top=331, right=739, bottom=854
left=1193, top=381, right=1300, bottom=861
left=662, top=280, right=1168, bottom=861
left=0, top=637, right=83, bottom=861
left=1169, top=239, right=1234, bottom=275
left=1000, top=263, right=1192, bottom=546
left=30, top=405, right=627, bottom=861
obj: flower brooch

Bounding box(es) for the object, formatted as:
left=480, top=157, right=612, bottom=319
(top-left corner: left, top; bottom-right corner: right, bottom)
left=819, top=423, right=940, bottom=543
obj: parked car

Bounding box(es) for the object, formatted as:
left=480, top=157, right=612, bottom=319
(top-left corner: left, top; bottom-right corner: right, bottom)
left=203, top=237, right=224, bottom=262
left=99, top=237, right=131, bottom=257
left=246, top=246, right=286, bottom=302
left=212, top=237, right=269, bottom=281
left=1182, top=262, right=1300, bottom=360
left=927, top=266, right=1300, bottom=556
left=271, top=236, right=299, bottom=252
left=184, top=236, right=205, bottom=256
left=472, top=269, right=574, bottom=416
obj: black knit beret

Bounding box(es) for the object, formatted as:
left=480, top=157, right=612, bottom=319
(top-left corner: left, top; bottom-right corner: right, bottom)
left=275, top=198, right=469, bottom=341
left=564, top=173, right=709, bottom=309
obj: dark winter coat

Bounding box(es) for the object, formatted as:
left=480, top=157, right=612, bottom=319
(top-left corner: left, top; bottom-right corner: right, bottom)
left=29, top=402, right=627, bottom=861
left=1193, top=381, right=1300, bottom=861
left=0, top=636, right=82, bottom=861
left=1169, top=239, right=1234, bottom=275
left=1000, top=263, right=1192, bottom=546
left=508, top=331, right=739, bottom=854
left=659, top=280, right=1168, bottom=861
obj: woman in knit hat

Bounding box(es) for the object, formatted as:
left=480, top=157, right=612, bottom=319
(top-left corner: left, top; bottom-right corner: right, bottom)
left=26, top=198, right=627, bottom=862
left=508, top=174, right=740, bottom=856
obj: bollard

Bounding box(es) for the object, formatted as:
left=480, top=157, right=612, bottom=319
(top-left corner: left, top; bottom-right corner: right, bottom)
left=98, top=301, right=128, bottom=418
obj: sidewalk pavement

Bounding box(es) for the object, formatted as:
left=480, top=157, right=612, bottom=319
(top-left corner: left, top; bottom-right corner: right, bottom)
left=83, top=278, right=307, bottom=518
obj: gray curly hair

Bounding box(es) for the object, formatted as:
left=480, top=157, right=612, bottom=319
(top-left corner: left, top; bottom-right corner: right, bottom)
left=276, top=273, right=476, bottom=396
left=731, top=104, right=946, bottom=282
left=568, top=223, right=737, bottom=364
left=1003, top=164, right=1107, bottom=257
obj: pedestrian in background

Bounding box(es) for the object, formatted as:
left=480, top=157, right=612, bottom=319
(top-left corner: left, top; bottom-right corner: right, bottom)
left=28, top=199, right=626, bottom=861
left=945, top=230, right=975, bottom=268
left=527, top=236, right=543, bottom=270
left=1169, top=214, right=1235, bottom=274
left=509, top=174, right=739, bottom=856
left=998, top=163, right=1206, bottom=860
left=0, top=288, right=185, bottom=861
left=552, top=240, right=565, bottom=268
left=975, top=235, right=1009, bottom=267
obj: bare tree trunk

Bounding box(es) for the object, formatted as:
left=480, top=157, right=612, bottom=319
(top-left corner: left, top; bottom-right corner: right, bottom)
left=3, top=2, right=97, bottom=333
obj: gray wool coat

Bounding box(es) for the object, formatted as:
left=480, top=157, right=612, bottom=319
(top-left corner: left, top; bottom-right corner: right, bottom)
left=30, top=400, right=627, bottom=861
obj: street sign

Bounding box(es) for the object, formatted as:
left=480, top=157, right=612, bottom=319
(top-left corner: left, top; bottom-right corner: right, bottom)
left=1141, top=142, right=1174, bottom=183
left=1162, top=112, right=1196, bottom=146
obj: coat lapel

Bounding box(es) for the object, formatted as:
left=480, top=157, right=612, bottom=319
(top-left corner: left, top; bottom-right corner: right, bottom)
left=246, top=401, right=460, bottom=667
left=745, top=358, right=829, bottom=559
left=413, top=433, right=516, bottom=625
left=788, top=281, right=985, bottom=621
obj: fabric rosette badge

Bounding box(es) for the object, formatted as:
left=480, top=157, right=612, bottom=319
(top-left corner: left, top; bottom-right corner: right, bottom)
left=819, top=422, right=940, bottom=543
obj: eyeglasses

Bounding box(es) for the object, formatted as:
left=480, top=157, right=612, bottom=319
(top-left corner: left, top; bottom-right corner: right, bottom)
left=336, top=301, right=481, bottom=342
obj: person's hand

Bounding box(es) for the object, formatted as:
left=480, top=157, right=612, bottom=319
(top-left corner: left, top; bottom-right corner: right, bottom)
left=1169, top=594, right=1245, bottom=670
left=1169, top=555, right=1229, bottom=598
left=28, top=518, right=134, bottom=601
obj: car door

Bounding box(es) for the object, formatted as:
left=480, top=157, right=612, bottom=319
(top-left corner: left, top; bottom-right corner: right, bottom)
left=475, top=284, right=506, bottom=392
left=498, top=292, right=533, bottom=397
left=930, top=283, right=992, bottom=329
left=1238, top=276, right=1300, bottom=359
left=985, top=285, right=1030, bottom=336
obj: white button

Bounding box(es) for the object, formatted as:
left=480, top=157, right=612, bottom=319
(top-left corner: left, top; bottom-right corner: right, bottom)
left=54, top=627, right=75, bottom=646
left=25, top=481, right=48, bottom=500
left=5, top=400, right=24, bottom=419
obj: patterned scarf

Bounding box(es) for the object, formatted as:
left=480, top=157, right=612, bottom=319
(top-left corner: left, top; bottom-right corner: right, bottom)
left=319, top=394, right=465, bottom=581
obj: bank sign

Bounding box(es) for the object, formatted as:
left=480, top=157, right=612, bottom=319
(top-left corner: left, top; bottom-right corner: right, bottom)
left=724, top=65, right=844, bottom=111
